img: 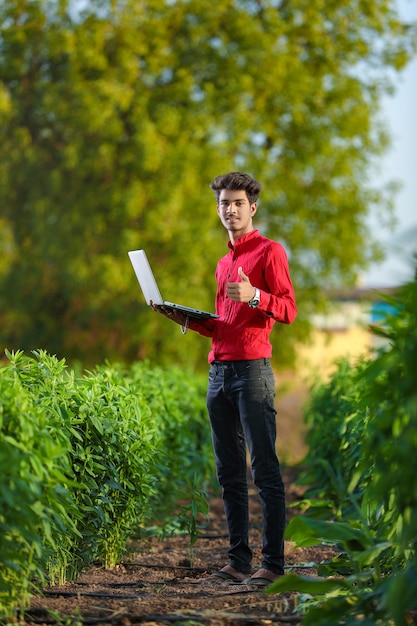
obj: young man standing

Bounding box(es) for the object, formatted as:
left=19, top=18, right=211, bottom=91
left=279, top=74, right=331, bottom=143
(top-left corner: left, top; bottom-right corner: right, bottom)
left=152, top=172, right=297, bottom=586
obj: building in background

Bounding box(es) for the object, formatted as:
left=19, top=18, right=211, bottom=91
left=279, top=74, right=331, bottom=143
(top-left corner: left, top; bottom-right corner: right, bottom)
left=298, top=287, right=399, bottom=380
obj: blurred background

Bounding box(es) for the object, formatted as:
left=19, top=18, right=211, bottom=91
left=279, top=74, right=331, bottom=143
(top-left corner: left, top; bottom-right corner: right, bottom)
left=364, top=0, right=417, bottom=289
left=0, top=0, right=416, bottom=379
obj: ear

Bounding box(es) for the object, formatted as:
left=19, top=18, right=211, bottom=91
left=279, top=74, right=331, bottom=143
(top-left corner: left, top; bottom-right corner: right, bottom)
left=250, top=202, right=257, bottom=216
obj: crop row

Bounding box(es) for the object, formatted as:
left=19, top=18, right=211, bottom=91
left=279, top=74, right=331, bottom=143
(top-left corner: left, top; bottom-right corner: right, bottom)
left=0, top=351, right=214, bottom=619
left=270, top=274, right=417, bottom=625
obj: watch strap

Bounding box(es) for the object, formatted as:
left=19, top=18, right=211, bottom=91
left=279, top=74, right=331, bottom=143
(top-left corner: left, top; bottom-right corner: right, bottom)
left=248, top=287, right=261, bottom=308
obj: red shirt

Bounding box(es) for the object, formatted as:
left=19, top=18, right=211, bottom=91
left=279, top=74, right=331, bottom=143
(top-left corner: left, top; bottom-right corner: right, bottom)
left=190, top=230, right=297, bottom=362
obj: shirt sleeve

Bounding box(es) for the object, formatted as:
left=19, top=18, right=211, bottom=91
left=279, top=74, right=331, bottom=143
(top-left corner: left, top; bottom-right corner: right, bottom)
left=258, top=243, right=297, bottom=324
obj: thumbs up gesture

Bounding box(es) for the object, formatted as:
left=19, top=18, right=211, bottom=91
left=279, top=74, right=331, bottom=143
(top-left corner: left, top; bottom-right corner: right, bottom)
left=226, top=267, right=257, bottom=303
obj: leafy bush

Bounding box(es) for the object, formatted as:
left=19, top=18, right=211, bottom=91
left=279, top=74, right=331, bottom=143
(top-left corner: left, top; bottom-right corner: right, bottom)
left=0, top=351, right=213, bottom=619
left=273, top=273, right=417, bottom=625
left=300, top=355, right=371, bottom=517
left=0, top=353, right=76, bottom=615
left=126, top=362, right=213, bottom=518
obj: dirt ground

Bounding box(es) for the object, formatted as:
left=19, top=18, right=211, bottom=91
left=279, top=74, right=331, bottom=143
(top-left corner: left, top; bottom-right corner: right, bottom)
left=27, top=467, right=339, bottom=626
left=24, top=379, right=336, bottom=626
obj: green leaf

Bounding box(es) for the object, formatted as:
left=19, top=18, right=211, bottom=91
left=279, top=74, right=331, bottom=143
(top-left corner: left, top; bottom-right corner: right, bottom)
left=266, top=573, right=352, bottom=595
left=286, top=516, right=371, bottom=549
left=89, top=415, right=104, bottom=435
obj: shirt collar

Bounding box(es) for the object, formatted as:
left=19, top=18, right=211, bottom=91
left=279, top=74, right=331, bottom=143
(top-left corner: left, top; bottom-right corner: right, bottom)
left=228, top=229, right=259, bottom=252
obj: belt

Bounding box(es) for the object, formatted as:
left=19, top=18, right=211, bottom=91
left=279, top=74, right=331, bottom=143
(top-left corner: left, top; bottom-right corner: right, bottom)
left=212, top=358, right=270, bottom=366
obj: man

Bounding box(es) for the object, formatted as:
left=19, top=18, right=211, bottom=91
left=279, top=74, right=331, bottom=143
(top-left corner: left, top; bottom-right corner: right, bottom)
left=152, top=172, right=297, bottom=586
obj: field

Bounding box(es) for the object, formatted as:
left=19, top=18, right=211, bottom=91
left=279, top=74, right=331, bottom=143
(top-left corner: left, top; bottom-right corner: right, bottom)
left=27, top=467, right=337, bottom=626
left=25, top=381, right=321, bottom=626
left=4, top=274, right=417, bottom=626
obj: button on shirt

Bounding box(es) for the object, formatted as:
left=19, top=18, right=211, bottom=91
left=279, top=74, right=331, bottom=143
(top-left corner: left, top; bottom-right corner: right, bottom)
left=190, top=230, right=297, bottom=363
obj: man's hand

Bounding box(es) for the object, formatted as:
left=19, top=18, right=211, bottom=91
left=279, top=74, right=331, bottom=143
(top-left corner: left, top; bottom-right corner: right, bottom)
left=150, top=301, right=187, bottom=325
left=226, top=267, right=256, bottom=303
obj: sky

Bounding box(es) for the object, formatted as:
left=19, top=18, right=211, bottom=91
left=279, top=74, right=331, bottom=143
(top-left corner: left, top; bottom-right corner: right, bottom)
left=363, top=0, right=417, bottom=287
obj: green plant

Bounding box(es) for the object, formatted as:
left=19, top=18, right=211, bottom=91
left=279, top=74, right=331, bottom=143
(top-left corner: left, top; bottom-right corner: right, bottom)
left=175, top=475, right=210, bottom=567
left=299, top=355, right=372, bottom=514
left=0, top=350, right=77, bottom=618
left=0, top=350, right=214, bottom=618
left=126, top=362, right=215, bottom=522
left=278, top=273, right=417, bottom=625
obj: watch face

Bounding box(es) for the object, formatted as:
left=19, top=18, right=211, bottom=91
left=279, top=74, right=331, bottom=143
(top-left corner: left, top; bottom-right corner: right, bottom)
left=248, top=288, right=260, bottom=308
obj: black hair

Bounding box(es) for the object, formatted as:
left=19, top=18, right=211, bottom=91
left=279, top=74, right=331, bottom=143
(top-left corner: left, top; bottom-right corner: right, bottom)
left=210, top=172, right=262, bottom=204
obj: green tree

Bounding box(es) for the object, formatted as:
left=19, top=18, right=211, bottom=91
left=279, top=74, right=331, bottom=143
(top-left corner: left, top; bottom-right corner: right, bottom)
left=0, top=0, right=415, bottom=368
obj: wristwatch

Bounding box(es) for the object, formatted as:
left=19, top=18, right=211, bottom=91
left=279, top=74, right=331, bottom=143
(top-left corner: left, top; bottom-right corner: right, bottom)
left=248, top=287, right=261, bottom=309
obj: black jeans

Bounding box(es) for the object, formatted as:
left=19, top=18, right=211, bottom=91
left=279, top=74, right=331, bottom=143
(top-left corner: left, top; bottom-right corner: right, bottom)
left=206, top=358, right=285, bottom=575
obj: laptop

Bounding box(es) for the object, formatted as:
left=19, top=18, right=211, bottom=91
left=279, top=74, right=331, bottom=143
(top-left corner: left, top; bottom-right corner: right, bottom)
left=128, top=249, right=218, bottom=320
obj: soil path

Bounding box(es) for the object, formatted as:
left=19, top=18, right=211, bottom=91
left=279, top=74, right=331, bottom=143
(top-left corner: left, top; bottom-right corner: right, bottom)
left=26, top=466, right=338, bottom=626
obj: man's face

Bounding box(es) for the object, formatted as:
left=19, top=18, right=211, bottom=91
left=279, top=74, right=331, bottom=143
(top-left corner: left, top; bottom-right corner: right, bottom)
left=217, top=189, right=257, bottom=238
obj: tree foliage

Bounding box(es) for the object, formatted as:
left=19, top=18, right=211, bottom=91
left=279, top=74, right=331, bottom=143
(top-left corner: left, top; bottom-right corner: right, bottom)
left=0, top=0, right=415, bottom=368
